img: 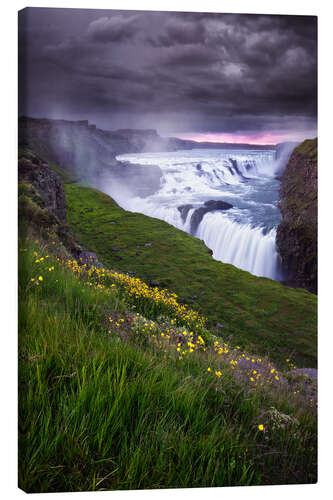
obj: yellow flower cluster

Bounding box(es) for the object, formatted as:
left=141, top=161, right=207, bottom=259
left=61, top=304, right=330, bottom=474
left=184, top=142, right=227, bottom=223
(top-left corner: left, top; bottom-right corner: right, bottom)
left=127, top=313, right=207, bottom=360
left=66, top=263, right=207, bottom=331
left=208, top=337, right=288, bottom=388
left=28, top=248, right=312, bottom=406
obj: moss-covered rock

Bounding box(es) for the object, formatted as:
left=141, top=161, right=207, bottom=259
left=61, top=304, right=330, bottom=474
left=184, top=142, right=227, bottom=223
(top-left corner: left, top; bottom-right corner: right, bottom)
left=276, top=138, right=317, bottom=293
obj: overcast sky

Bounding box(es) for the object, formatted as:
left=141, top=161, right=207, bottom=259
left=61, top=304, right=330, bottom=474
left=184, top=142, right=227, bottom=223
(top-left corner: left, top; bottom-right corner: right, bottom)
left=18, top=8, right=317, bottom=144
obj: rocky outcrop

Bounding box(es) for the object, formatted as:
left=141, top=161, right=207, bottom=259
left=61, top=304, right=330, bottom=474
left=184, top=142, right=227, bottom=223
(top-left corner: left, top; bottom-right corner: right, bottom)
left=178, top=200, right=233, bottom=234
left=18, top=148, right=106, bottom=263
left=189, top=200, right=233, bottom=235
left=276, top=139, right=317, bottom=293
left=18, top=150, right=66, bottom=222
left=177, top=204, right=193, bottom=223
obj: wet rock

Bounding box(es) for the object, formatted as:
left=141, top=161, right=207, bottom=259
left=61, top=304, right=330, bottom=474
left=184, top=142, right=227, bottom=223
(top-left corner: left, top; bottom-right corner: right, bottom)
left=177, top=204, right=193, bottom=223
left=189, top=200, right=233, bottom=235
left=229, top=158, right=249, bottom=180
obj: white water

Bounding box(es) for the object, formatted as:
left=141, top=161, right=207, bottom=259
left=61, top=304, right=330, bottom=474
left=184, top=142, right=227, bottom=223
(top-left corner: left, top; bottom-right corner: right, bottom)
left=111, top=148, right=283, bottom=280
left=197, top=213, right=282, bottom=279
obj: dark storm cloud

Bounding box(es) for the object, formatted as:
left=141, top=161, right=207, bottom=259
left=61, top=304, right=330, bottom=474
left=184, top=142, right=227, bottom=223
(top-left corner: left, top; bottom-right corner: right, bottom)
left=148, top=17, right=206, bottom=47
left=18, top=8, right=317, bottom=137
left=87, top=14, right=140, bottom=43
left=160, top=45, right=220, bottom=67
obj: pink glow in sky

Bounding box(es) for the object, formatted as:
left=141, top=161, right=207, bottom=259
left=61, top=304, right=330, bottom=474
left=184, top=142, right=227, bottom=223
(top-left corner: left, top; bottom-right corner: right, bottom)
left=174, top=131, right=316, bottom=146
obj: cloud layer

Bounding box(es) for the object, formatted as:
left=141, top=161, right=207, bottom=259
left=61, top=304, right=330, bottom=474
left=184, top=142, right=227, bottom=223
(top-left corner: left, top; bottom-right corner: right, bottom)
left=18, top=8, right=317, bottom=140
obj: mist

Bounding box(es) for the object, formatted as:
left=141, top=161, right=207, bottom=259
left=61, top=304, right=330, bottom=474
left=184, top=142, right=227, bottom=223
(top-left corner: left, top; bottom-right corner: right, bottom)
left=274, top=142, right=300, bottom=176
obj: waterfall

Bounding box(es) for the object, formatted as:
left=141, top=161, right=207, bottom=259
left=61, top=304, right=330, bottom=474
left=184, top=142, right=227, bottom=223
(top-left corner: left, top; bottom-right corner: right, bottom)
left=196, top=212, right=282, bottom=280
left=112, top=148, right=283, bottom=281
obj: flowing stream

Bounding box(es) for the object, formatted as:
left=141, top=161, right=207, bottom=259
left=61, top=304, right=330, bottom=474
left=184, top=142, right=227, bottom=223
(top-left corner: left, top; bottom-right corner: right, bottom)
left=112, top=148, right=284, bottom=280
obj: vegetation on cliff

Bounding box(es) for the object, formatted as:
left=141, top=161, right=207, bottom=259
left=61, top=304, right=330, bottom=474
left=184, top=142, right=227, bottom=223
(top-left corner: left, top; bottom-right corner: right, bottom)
left=276, top=138, right=317, bottom=293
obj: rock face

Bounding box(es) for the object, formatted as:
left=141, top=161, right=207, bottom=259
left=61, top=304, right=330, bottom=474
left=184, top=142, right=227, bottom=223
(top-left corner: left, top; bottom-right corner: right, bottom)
left=276, top=139, right=317, bottom=293
left=18, top=151, right=66, bottom=222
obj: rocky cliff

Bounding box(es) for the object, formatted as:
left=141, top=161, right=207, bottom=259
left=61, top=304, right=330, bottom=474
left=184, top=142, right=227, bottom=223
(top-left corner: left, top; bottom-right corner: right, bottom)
left=18, top=117, right=164, bottom=197
left=18, top=148, right=66, bottom=222
left=276, top=139, right=317, bottom=293
left=18, top=148, right=88, bottom=260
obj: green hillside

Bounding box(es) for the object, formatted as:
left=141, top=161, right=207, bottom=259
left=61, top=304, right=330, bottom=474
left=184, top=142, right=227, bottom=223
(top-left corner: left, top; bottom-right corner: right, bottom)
left=64, top=182, right=317, bottom=368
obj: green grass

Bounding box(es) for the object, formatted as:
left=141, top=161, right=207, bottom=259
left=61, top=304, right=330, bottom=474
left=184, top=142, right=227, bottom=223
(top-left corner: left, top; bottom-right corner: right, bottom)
left=18, top=244, right=317, bottom=492
left=64, top=183, right=317, bottom=368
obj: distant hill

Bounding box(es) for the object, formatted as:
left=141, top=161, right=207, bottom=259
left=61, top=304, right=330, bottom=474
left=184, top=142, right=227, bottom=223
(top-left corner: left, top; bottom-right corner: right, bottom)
left=19, top=116, right=276, bottom=157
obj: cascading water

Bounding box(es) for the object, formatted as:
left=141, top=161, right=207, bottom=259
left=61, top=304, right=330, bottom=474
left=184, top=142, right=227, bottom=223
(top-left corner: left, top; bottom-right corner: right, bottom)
left=108, top=148, right=284, bottom=281
left=196, top=213, right=282, bottom=279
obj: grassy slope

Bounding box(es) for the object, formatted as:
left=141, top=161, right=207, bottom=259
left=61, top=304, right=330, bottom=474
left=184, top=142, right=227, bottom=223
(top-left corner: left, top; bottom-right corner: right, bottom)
left=18, top=245, right=317, bottom=492
left=64, top=183, right=317, bottom=368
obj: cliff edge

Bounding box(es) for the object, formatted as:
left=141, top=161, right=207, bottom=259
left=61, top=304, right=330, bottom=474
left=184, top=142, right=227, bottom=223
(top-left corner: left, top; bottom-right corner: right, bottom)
left=276, top=139, right=317, bottom=293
